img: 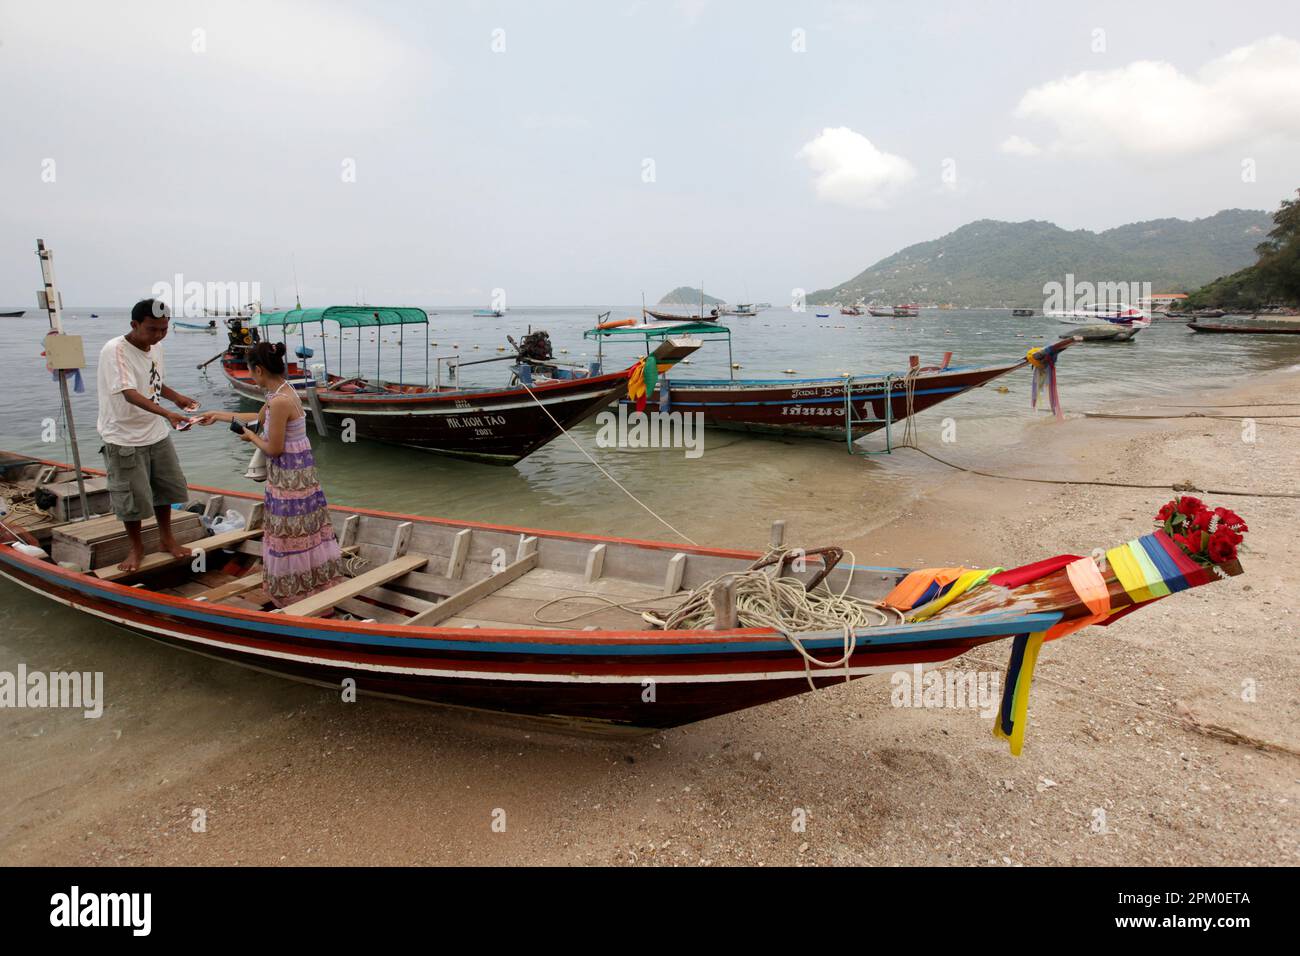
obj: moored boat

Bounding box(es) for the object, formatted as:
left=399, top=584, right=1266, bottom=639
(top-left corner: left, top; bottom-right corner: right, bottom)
left=1059, top=323, right=1141, bottom=343
left=220, top=307, right=699, bottom=464
left=644, top=306, right=720, bottom=323
left=585, top=321, right=1076, bottom=442
left=1048, top=302, right=1150, bottom=328
left=1187, top=318, right=1300, bottom=335
left=0, top=453, right=1245, bottom=746
left=718, top=303, right=759, bottom=317
left=1011, top=308, right=1035, bottom=317
left=0, top=310, right=25, bottom=318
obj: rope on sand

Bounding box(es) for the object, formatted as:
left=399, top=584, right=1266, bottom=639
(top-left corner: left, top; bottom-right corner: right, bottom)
left=901, top=446, right=1300, bottom=500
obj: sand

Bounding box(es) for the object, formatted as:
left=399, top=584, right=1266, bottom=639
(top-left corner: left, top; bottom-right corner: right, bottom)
left=2, top=365, right=1297, bottom=867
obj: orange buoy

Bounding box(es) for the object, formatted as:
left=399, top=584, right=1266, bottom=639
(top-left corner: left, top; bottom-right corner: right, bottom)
left=597, top=318, right=637, bottom=330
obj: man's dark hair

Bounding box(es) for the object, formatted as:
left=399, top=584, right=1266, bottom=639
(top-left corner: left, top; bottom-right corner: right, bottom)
left=131, top=298, right=171, bottom=324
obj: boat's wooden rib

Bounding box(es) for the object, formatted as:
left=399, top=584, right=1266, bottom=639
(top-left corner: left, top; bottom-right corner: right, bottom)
left=406, top=544, right=540, bottom=627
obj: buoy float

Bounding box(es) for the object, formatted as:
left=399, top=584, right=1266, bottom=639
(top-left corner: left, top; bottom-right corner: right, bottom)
left=597, top=318, right=636, bottom=330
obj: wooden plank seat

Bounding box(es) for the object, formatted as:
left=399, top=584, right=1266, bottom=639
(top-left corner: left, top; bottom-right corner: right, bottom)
left=193, top=571, right=265, bottom=602
left=279, top=554, right=429, bottom=617
left=94, top=528, right=263, bottom=581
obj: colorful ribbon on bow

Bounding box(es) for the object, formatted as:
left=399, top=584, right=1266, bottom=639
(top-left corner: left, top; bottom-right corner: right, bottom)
left=1026, top=346, right=1062, bottom=421
left=627, top=355, right=658, bottom=412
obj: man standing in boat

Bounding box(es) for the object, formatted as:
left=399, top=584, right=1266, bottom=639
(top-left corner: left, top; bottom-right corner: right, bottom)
left=96, top=298, right=202, bottom=572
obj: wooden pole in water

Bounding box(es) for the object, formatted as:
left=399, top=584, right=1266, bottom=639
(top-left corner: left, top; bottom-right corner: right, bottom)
left=35, top=239, right=90, bottom=522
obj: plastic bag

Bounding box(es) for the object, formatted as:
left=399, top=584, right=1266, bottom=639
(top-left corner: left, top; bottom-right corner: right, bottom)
left=203, top=509, right=248, bottom=536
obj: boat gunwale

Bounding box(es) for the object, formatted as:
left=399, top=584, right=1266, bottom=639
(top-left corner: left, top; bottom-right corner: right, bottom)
left=221, top=362, right=632, bottom=406
left=0, top=547, right=1062, bottom=654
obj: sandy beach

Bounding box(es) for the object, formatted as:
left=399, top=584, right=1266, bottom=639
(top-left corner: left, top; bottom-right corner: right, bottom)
left=2, top=362, right=1296, bottom=867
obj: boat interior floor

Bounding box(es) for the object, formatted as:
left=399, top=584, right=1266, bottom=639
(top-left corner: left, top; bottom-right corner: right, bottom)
left=8, top=463, right=900, bottom=634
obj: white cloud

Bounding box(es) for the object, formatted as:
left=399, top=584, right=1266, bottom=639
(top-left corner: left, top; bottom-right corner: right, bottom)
left=999, top=135, right=1042, bottom=157
left=1009, top=35, right=1300, bottom=159
left=796, top=127, right=916, bottom=209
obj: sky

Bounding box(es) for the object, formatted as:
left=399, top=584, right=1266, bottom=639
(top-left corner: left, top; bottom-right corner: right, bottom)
left=2, top=0, right=1299, bottom=307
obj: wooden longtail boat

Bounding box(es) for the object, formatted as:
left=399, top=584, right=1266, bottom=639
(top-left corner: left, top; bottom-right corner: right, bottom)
left=1188, top=320, right=1300, bottom=335
left=587, top=321, right=1075, bottom=441
left=0, top=453, right=1239, bottom=746
left=643, top=307, right=720, bottom=323
left=220, top=307, right=699, bottom=464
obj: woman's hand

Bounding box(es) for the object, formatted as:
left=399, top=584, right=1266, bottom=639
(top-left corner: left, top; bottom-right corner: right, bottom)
left=237, top=428, right=256, bottom=443
left=196, top=411, right=227, bottom=425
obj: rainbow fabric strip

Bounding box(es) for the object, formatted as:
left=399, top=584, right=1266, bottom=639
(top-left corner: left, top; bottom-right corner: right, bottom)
left=995, top=535, right=1226, bottom=756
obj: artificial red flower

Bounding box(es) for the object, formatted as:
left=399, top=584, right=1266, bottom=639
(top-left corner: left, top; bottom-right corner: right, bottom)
left=1207, top=530, right=1240, bottom=564
left=1213, top=506, right=1249, bottom=532
left=1174, top=530, right=1204, bottom=555
left=1176, top=496, right=1205, bottom=517
left=1188, top=506, right=1215, bottom=531
left=1155, top=502, right=1176, bottom=523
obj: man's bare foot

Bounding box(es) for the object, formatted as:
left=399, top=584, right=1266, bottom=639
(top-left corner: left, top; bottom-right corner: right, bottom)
left=159, top=537, right=193, bottom=561
left=118, top=548, right=144, bottom=573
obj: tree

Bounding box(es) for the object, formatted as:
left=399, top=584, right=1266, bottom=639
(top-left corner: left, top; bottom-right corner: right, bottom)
left=1253, top=190, right=1300, bottom=304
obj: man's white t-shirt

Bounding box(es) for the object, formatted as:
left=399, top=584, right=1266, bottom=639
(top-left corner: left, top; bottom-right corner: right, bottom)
left=97, top=335, right=172, bottom=447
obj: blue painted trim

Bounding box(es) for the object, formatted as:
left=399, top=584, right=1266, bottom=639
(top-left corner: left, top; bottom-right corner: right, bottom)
left=2, top=557, right=1062, bottom=657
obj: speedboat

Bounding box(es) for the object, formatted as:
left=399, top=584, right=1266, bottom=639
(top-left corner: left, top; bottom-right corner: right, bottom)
left=1048, top=302, right=1150, bottom=328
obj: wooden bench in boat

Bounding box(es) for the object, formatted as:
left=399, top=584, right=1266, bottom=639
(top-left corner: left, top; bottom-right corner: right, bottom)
left=54, top=511, right=206, bottom=569
left=279, top=553, right=429, bottom=617
left=94, top=528, right=264, bottom=581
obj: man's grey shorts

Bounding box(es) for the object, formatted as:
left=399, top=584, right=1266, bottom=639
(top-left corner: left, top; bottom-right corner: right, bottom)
left=101, top=436, right=190, bottom=522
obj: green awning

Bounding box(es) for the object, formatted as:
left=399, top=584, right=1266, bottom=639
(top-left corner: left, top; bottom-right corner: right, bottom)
left=584, top=321, right=730, bottom=340
left=256, top=306, right=428, bottom=329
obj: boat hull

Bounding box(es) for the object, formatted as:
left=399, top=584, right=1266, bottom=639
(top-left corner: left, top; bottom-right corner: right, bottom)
left=221, top=361, right=627, bottom=464
left=0, top=521, right=1043, bottom=732
left=1187, top=322, right=1300, bottom=335
left=644, top=308, right=718, bottom=323
left=626, top=361, right=1036, bottom=439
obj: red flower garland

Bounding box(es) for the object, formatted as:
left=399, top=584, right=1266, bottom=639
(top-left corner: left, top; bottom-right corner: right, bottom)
left=1155, top=497, right=1249, bottom=566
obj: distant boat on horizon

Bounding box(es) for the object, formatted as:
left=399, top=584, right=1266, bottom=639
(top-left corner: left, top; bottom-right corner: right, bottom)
left=0, top=310, right=25, bottom=318
left=1049, top=302, right=1150, bottom=328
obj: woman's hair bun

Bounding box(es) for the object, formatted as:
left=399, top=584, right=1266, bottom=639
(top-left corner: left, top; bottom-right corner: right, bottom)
left=274, top=342, right=287, bottom=357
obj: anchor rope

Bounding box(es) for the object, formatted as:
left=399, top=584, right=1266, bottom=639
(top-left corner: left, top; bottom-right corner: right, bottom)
left=517, top=378, right=699, bottom=546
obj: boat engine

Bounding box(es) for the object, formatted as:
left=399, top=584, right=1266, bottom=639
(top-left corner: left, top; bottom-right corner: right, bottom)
left=514, top=330, right=553, bottom=363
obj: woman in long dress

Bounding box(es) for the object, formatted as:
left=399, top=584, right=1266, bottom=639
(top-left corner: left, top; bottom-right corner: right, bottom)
left=201, top=342, right=345, bottom=607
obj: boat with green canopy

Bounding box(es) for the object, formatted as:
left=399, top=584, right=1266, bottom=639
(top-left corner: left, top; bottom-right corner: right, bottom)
left=584, top=318, right=1076, bottom=450
left=218, top=307, right=701, bottom=464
